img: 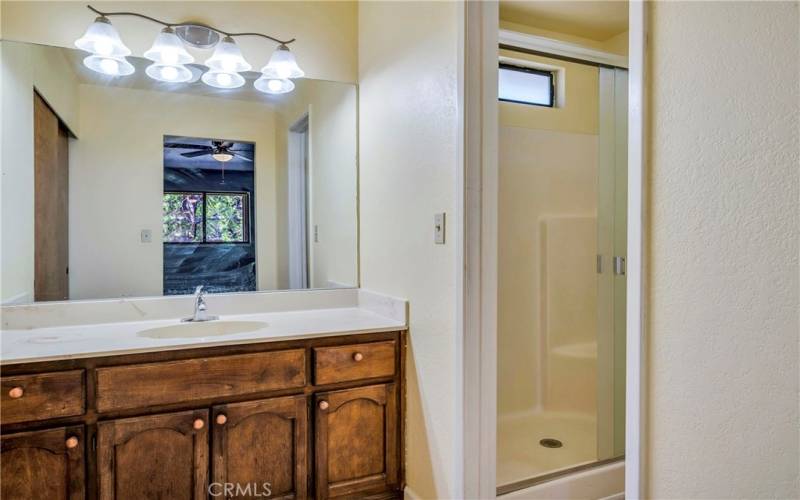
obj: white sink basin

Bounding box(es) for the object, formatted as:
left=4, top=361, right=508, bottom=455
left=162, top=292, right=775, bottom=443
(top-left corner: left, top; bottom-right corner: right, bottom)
left=138, top=321, right=268, bottom=339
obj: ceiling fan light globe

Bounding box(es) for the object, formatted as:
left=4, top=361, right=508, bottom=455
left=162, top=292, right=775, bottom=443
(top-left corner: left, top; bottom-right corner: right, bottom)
left=144, top=27, right=194, bottom=65
left=75, top=16, right=131, bottom=57
left=212, top=152, right=234, bottom=162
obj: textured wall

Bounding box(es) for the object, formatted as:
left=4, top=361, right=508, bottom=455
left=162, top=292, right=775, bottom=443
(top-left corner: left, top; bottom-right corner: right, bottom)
left=647, top=2, right=799, bottom=497
left=358, top=2, right=461, bottom=497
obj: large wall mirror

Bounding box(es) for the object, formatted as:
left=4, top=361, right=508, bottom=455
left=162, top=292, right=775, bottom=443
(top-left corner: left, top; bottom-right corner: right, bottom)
left=0, top=40, right=358, bottom=304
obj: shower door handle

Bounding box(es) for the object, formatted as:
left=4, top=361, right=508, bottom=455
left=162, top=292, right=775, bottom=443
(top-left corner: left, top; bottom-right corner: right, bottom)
left=613, top=256, right=626, bottom=276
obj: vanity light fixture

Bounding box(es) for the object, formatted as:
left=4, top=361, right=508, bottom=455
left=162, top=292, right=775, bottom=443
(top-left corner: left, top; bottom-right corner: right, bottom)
left=74, top=15, right=135, bottom=76
left=261, top=44, right=305, bottom=79
left=143, top=27, right=194, bottom=83
left=75, top=5, right=305, bottom=93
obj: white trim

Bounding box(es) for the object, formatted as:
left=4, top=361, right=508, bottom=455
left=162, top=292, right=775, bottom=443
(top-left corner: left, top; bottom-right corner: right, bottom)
left=463, top=1, right=498, bottom=498
left=403, top=486, right=422, bottom=500
left=287, top=114, right=310, bottom=289
left=625, top=1, right=647, bottom=498
left=499, top=29, right=628, bottom=69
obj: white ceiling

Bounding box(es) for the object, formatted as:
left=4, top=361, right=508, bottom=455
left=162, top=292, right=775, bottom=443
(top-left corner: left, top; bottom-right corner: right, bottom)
left=500, top=1, right=629, bottom=41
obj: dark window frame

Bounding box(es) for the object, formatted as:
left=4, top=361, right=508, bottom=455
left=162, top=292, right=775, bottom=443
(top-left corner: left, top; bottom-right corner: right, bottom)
left=163, top=190, right=251, bottom=245
left=498, top=63, right=555, bottom=108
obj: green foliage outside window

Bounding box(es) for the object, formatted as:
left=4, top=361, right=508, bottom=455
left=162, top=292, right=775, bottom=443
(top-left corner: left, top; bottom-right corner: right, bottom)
left=163, top=192, right=247, bottom=244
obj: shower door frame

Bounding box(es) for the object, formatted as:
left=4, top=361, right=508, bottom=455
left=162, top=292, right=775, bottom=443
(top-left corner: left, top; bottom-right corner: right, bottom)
left=461, top=1, right=648, bottom=498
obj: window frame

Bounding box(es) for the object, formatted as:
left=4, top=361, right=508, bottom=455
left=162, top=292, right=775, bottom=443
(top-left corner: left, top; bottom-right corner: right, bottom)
left=498, top=63, right=555, bottom=108
left=163, top=190, right=251, bottom=245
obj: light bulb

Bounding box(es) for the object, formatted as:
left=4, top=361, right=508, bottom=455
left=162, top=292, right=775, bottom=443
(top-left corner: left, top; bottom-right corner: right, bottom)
left=201, top=70, right=245, bottom=89
left=217, top=73, right=232, bottom=86
left=254, top=75, right=295, bottom=94
left=75, top=16, right=131, bottom=58
left=161, top=66, right=178, bottom=80
left=83, top=55, right=135, bottom=76
left=100, top=58, right=119, bottom=74
left=145, top=63, right=193, bottom=83
left=94, top=39, right=114, bottom=56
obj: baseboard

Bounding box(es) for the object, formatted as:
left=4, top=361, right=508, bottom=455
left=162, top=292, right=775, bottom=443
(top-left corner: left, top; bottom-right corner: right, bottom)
left=404, top=486, right=422, bottom=500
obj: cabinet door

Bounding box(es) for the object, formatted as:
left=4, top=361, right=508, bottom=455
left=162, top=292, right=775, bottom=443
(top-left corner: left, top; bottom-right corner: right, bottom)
left=1, top=426, right=84, bottom=500
left=97, top=409, right=208, bottom=500
left=315, top=383, right=398, bottom=499
left=212, top=395, right=307, bottom=499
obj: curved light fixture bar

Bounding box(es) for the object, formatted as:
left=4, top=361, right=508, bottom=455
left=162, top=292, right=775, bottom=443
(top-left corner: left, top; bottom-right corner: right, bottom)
left=86, top=5, right=296, bottom=46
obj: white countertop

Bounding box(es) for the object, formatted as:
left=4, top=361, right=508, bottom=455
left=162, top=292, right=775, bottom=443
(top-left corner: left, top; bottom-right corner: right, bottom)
left=0, top=307, right=404, bottom=365
left=0, top=290, right=407, bottom=365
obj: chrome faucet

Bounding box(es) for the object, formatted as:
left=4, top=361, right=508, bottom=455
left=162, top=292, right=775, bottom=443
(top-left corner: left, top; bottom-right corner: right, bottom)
left=182, top=285, right=219, bottom=322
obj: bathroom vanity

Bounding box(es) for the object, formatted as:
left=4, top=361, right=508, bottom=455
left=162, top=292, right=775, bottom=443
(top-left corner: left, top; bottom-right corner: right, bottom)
left=0, top=295, right=407, bottom=499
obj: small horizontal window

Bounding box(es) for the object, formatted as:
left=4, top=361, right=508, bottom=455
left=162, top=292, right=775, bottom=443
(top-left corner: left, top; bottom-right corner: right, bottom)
left=498, top=64, right=554, bottom=107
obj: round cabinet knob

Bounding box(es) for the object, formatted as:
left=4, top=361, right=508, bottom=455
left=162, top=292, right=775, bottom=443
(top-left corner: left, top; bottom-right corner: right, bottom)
left=193, top=418, right=205, bottom=430
left=8, top=387, right=23, bottom=399
left=352, top=352, right=364, bottom=362
left=216, top=414, right=227, bottom=425
left=319, top=400, right=329, bottom=411
left=65, top=436, right=79, bottom=449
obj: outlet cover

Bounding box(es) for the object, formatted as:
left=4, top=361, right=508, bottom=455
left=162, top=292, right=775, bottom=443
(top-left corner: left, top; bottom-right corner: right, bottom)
left=140, top=229, right=152, bottom=243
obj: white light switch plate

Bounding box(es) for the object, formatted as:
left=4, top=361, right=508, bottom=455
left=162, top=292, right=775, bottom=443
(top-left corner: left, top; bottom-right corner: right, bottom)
left=140, top=229, right=152, bottom=243
left=434, top=213, right=446, bottom=244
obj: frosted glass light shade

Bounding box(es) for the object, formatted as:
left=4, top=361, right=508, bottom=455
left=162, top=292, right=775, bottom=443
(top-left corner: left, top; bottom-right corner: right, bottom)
left=146, top=63, right=193, bottom=83
left=144, top=27, right=193, bottom=65
left=205, top=36, right=251, bottom=73
left=254, top=76, right=295, bottom=94
left=75, top=16, right=131, bottom=57
left=260, top=44, right=304, bottom=79
left=201, top=70, right=245, bottom=89
left=83, top=55, right=135, bottom=76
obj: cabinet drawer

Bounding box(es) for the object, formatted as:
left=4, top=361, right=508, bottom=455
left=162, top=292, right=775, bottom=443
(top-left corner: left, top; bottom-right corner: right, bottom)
left=314, top=341, right=395, bottom=385
left=96, top=349, right=306, bottom=412
left=1, top=370, right=85, bottom=424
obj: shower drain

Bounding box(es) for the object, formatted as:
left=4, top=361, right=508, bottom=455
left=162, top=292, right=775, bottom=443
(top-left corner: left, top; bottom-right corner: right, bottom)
left=539, top=438, right=563, bottom=449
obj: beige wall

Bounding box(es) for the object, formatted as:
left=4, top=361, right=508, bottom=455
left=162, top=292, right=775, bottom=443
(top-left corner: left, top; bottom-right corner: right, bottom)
left=0, top=41, right=80, bottom=303
left=647, top=1, right=799, bottom=497
left=0, top=1, right=358, bottom=83
left=69, top=85, right=280, bottom=299
left=359, top=1, right=461, bottom=497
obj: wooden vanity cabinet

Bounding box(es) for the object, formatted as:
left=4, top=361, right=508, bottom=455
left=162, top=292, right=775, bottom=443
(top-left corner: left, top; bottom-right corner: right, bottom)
left=315, top=384, right=398, bottom=499
left=212, top=395, right=308, bottom=499
left=0, top=425, right=85, bottom=500
left=97, top=409, right=209, bottom=500
left=0, top=330, right=405, bottom=500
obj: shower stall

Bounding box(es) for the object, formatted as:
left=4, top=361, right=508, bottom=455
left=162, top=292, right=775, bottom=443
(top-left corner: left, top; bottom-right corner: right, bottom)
left=497, top=52, right=628, bottom=491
